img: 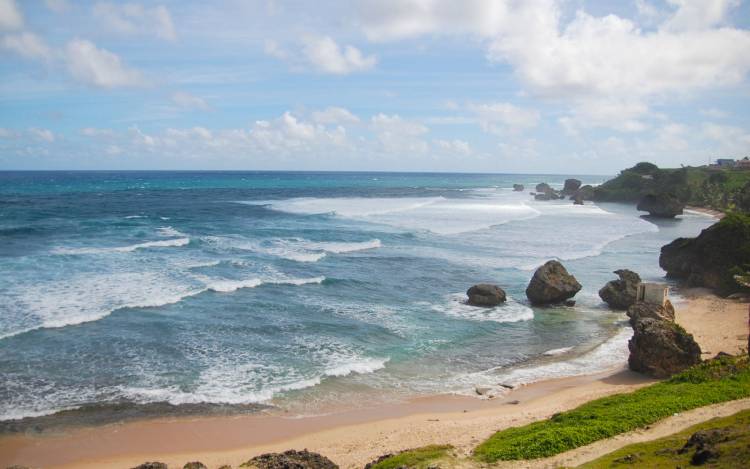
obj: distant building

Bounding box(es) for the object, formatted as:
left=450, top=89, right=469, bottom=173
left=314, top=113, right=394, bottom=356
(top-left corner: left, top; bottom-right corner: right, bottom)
left=637, top=283, right=669, bottom=307
left=736, top=157, right=750, bottom=170
left=716, top=158, right=736, bottom=167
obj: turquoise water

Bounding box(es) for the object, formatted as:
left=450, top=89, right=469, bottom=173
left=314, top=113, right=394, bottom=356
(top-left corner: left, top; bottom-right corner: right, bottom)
left=0, top=171, right=713, bottom=421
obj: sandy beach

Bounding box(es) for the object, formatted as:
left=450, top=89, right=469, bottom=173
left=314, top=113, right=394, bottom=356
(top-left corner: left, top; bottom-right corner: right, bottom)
left=1, top=290, right=747, bottom=469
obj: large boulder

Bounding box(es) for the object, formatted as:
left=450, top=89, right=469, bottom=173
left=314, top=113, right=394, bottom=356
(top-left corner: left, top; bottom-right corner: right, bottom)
left=184, top=463, right=208, bottom=469
left=132, top=464, right=168, bottom=469
left=599, top=269, right=641, bottom=309
left=628, top=318, right=701, bottom=378
left=466, top=284, right=506, bottom=307
left=660, top=213, right=750, bottom=296
left=536, top=182, right=552, bottom=193
left=513, top=184, right=524, bottom=192
left=636, top=194, right=684, bottom=218
left=240, top=450, right=337, bottom=469
left=525, top=260, right=582, bottom=304
left=572, top=194, right=584, bottom=205
left=626, top=300, right=675, bottom=325
left=570, top=185, right=595, bottom=201
left=563, top=178, right=582, bottom=195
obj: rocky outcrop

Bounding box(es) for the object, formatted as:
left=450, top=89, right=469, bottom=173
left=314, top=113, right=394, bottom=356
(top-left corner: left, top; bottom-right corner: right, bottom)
left=525, top=260, right=582, bottom=304
left=636, top=194, right=684, bottom=218
left=563, top=178, right=582, bottom=195
left=513, top=184, right=524, bottom=191
left=598, top=269, right=641, bottom=309
left=626, top=300, right=675, bottom=325
left=184, top=463, right=208, bottom=469
left=240, top=450, right=338, bottom=469
left=466, top=284, right=506, bottom=307
left=536, top=182, right=552, bottom=193
left=571, top=185, right=595, bottom=201
left=628, top=317, right=701, bottom=378
left=132, top=464, right=168, bottom=469
left=660, top=213, right=750, bottom=296
left=573, top=194, right=584, bottom=205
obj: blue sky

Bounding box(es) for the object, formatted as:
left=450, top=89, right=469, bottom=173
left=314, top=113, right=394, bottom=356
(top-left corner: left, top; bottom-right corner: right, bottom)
left=1, top=0, right=749, bottom=173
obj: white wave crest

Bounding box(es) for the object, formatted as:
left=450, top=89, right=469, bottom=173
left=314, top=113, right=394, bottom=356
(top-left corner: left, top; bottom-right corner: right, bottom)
left=52, top=237, right=190, bottom=255
left=430, top=293, right=534, bottom=323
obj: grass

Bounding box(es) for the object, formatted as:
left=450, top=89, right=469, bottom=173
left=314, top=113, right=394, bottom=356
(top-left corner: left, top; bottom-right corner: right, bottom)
left=577, top=408, right=750, bottom=468
left=473, top=355, right=750, bottom=462
left=365, top=444, right=454, bottom=469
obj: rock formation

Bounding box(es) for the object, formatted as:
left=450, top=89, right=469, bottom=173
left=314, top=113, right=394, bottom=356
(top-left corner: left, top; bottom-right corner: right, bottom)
left=562, top=178, right=582, bottom=195
left=571, top=185, right=595, bottom=201
left=573, top=194, right=584, bottom=205
left=636, top=194, right=684, bottom=218
left=628, top=317, right=701, bottom=378
left=513, top=184, right=524, bottom=191
left=525, top=260, right=582, bottom=304
left=241, top=450, right=338, bottom=469
left=626, top=300, right=675, bottom=325
left=132, top=464, right=168, bottom=469
left=466, top=284, right=506, bottom=307
left=536, top=182, right=552, bottom=193
left=660, top=213, right=750, bottom=295
left=599, top=269, right=641, bottom=309
left=184, top=463, right=208, bottom=469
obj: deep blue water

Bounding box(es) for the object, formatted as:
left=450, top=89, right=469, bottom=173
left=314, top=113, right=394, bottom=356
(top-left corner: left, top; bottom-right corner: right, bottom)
left=0, top=171, right=714, bottom=420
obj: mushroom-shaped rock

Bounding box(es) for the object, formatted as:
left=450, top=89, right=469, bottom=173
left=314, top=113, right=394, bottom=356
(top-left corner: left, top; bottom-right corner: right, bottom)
left=513, top=184, right=524, bottom=191
left=466, top=284, right=507, bottom=307
left=525, top=260, right=582, bottom=304
left=240, top=449, right=337, bottom=469
left=628, top=317, right=701, bottom=378
left=562, top=178, right=582, bottom=195
left=637, top=194, right=684, bottom=218
left=598, top=269, right=641, bottom=309
left=626, top=300, right=675, bottom=325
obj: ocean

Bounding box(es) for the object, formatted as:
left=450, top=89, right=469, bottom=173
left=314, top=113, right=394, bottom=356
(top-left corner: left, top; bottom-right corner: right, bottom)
left=0, top=171, right=714, bottom=423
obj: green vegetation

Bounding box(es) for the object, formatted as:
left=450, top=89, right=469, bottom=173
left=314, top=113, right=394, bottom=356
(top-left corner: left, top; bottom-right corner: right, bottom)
left=473, top=355, right=750, bottom=462
left=365, top=445, right=454, bottom=469
left=593, top=162, right=750, bottom=212
left=577, top=409, right=750, bottom=468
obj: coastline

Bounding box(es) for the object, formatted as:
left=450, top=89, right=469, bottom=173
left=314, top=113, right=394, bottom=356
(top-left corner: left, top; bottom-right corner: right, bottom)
left=1, top=291, right=746, bottom=469
left=684, top=205, right=725, bottom=219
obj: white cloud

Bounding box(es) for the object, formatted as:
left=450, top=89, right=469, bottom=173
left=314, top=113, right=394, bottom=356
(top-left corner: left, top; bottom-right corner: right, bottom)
left=65, top=39, right=145, bottom=88
left=312, top=107, right=360, bottom=124
left=701, top=108, right=728, bottom=119
left=371, top=113, right=429, bottom=154
left=29, top=128, right=55, bottom=142
left=171, top=91, right=211, bottom=111
left=92, top=2, right=176, bottom=42
left=434, top=139, right=471, bottom=155
left=702, top=122, right=750, bottom=155
left=81, top=127, right=115, bottom=137
left=559, top=98, right=649, bottom=134
left=2, top=32, right=53, bottom=61
left=0, top=0, right=22, bottom=31
left=301, top=36, right=376, bottom=74
left=468, top=102, right=540, bottom=134
left=0, top=127, right=18, bottom=138
left=661, top=0, right=740, bottom=33
left=45, top=0, right=70, bottom=13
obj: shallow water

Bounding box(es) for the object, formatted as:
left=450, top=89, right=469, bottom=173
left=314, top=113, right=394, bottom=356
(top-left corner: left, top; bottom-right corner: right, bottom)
left=0, top=171, right=713, bottom=421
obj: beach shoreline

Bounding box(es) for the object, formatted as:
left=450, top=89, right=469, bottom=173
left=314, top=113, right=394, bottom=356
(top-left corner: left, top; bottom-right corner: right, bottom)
left=1, top=290, right=746, bottom=469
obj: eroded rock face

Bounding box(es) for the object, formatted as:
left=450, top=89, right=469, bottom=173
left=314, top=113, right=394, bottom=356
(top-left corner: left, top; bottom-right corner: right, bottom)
left=525, top=260, right=582, bottom=304
left=628, top=317, right=701, bottom=378
left=466, top=284, right=507, bottom=307
left=599, top=269, right=641, bottom=309
left=660, top=214, right=750, bottom=296
left=571, top=185, right=595, bottom=201
left=563, top=178, right=582, bottom=195
left=240, top=450, right=338, bottom=469
left=626, top=300, right=675, bottom=325
left=513, top=184, right=524, bottom=191
left=636, top=194, right=684, bottom=218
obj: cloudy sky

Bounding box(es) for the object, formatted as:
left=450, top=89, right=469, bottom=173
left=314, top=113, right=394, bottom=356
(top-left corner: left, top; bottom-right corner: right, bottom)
left=1, top=0, right=749, bottom=173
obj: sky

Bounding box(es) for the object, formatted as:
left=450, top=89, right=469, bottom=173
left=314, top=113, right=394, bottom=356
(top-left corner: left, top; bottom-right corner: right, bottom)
left=0, top=0, right=749, bottom=173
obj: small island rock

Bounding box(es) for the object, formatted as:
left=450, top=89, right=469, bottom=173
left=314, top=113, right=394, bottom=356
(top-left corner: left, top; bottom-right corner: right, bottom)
left=636, top=194, right=684, bottom=218
left=467, top=284, right=507, bottom=307
left=628, top=317, right=701, bottom=378
left=536, top=182, right=552, bottom=193
left=598, top=269, right=641, bottom=309
left=525, top=260, right=582, bottom=304
left=563, top=178, right=582, bottom=195
left=513, top=184, right=524, bottom=191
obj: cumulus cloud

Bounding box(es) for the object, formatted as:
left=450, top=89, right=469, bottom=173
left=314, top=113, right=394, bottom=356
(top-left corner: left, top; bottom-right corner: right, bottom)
left=81, top=127, right=115, bottom=137
left=29, top=128, right=55, bottom=142
left=1, top=32, right=52, bottom=61
left=661, top=0, right=740, bottom=32
left=92, top=2, right=176, bottom=42
left=0, top=0, right=22, bottom=31
left=434, top=139, right=471, bottom=155
left=171, top=91, right=211, bottom=111
left=65, top=39, right=145, bottom=88
left=371, top=113, right=429, bottom=154
left=268, top=36, right=376, bottom=75
left=312, top=107, right=360, bottom=124
left=702, top=122, right=750, bottom=155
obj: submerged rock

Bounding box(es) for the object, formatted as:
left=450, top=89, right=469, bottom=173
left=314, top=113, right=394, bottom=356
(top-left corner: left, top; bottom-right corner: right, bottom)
left=628, top=317, right=701, bottom=378
left=599, top=269, right=641, bottom=309
left=626, top=300, right=675, bottom=325
left=240, top=449, right=337, bottom=469
left=513, top=184, right=524, bottom=191
left=525, top=260, right=582, bottom=304
left=562, top=178, right=582, bottom=195
left=636, top=193, right=684, bottom=218
left=467, top=284, right=507, bottom=306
